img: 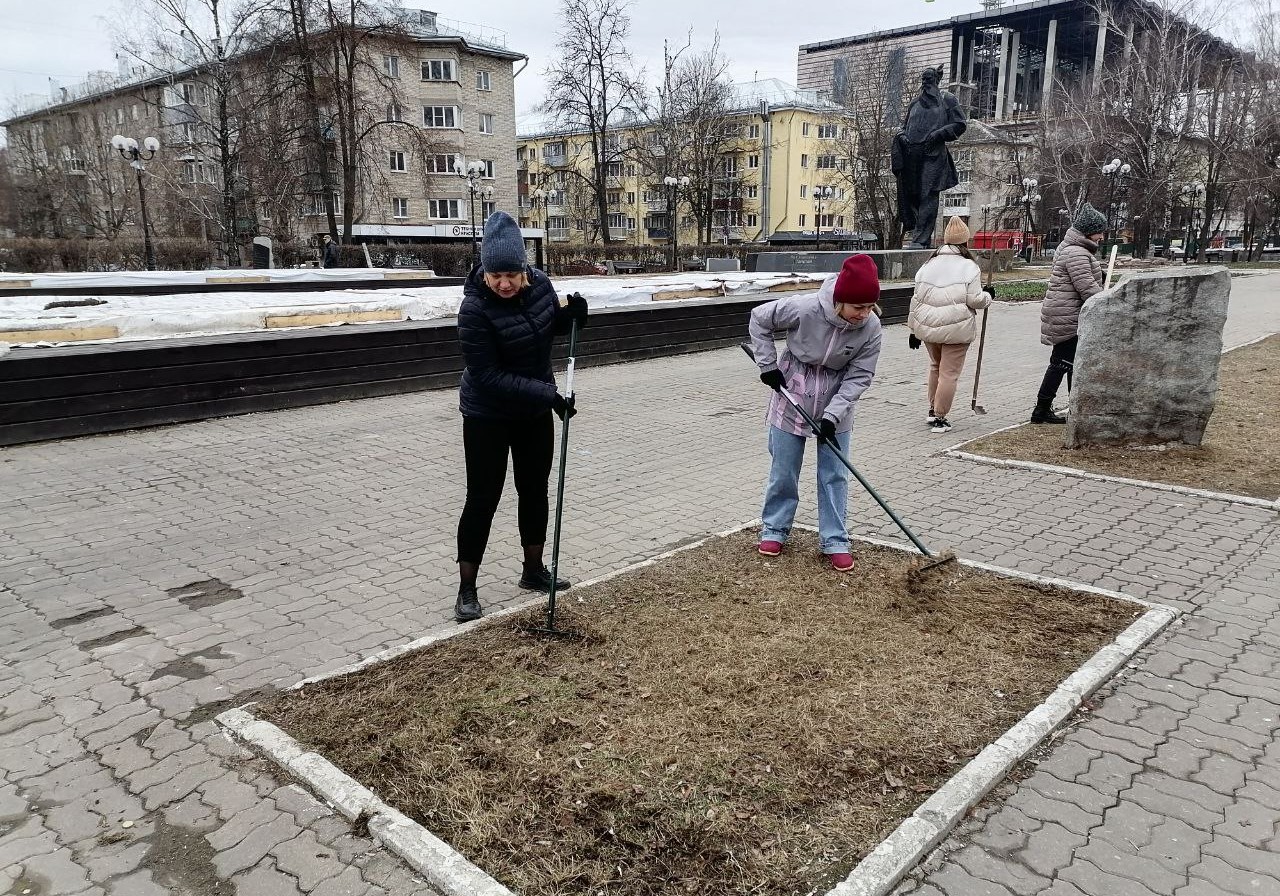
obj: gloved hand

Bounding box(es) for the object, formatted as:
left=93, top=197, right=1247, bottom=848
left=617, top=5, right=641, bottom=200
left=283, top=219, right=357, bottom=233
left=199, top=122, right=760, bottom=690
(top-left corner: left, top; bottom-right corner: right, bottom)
left=909, top=334, right=922, bottom=350
left=551, top=393, right=577, bottom=421
left=818, top=418, right=837, bottom=443
left=564, top=292, right=588, bottom=325
left=984, top=283, right=997, bottom=300
left=760, top=369, right=786, bottom=391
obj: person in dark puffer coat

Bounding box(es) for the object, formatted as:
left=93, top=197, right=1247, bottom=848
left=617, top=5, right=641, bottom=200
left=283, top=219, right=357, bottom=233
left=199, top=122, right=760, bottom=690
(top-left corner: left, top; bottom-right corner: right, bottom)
left=1033, top=203, right=1106, bottom=424
left=454, top=212, right=588, bottom=622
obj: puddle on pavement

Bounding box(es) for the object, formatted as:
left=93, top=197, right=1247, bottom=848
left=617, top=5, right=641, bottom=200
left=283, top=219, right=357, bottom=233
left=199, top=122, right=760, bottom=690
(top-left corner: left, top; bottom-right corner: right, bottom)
left=148, top=645, right=232, bottom=682
left=5, top=871, right=49, bottom=896
left=167, top=579, right=243, bottom=610
left=49, top=606, right=118, bottom=630
left=76, top=626, right=150, bottom=651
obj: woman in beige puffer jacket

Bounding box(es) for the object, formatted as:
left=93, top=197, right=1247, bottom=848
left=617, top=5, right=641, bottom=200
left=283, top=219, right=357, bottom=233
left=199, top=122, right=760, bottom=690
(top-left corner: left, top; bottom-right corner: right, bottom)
left=908, top=216, right=992, bottom=433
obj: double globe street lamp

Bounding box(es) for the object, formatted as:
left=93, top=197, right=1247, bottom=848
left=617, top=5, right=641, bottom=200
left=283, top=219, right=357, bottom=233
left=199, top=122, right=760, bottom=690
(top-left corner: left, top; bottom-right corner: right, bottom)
left=456, top=159, right=494, bottom=268
left=111, top=134, right=161, bottom=271
left=1018, top=177, right=1042, bottom=261
left=813, top=185, right=836, bottom=252
left=663, top=175, right=689, bottom=271
left=1100, top=158, right=1131, bottom=237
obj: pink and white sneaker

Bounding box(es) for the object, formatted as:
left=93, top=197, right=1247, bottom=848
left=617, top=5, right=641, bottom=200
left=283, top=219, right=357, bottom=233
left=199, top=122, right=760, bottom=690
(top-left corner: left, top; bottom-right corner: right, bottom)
left=828, top=552, right=856, bottom=573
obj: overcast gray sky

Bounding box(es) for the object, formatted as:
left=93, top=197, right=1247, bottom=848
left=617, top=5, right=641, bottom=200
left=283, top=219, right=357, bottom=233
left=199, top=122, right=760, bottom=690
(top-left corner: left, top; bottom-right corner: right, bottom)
left=0, top=0, right=984, bottom=119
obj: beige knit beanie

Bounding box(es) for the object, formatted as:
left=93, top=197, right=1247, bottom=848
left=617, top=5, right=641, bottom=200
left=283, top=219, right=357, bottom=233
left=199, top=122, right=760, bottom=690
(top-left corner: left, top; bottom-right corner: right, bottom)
left=943, top=216, right=971, bottom=246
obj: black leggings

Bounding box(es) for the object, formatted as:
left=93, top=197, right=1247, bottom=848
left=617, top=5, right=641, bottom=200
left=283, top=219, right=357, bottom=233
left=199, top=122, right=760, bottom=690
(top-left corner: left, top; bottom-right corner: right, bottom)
left=456, top=413, right=554, bottom=565
left=1037, top=336, right=1078, bottom=402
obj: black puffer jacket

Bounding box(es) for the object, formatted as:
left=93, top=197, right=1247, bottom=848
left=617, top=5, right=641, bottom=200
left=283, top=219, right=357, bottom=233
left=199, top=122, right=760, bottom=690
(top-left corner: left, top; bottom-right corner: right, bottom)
left=457, top=265, right=572, bottom=419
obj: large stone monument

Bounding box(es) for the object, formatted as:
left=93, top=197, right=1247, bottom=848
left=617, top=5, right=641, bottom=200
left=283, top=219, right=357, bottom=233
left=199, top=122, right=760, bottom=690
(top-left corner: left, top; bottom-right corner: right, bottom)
left=891, top=66, right=967, bottom=250
left=1066, top=267, right=1231, bottom=449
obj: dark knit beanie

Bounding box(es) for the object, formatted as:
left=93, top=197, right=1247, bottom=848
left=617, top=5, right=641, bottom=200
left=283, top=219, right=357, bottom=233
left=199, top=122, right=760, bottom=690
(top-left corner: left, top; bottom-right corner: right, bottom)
left=1072, top=203, right=1108, bottom=236
left=480, top=212, right=527, bottom=272
left=832, top=254, right=880, bottom=305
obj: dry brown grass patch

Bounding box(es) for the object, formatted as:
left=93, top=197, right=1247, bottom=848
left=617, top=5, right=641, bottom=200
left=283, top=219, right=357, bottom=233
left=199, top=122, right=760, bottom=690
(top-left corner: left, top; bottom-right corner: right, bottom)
left=257, top=531, right=1138, bottom=896
left=962, top=335, right=1280, bottom=500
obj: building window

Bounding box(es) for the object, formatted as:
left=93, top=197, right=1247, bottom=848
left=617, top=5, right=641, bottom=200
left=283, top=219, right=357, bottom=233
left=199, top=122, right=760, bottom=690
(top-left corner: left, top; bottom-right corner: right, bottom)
left=392, top=198, right=409, bottom=218
left=746, top=213, right=759, bottom=227
left=816, top=154, right=837, bottom=169
left=608, top=213, right=628, bottom=230
left=748, top=124, right=760, bottom=138
left=425, top=153, right=460, bottom=173
left=956, top=169, right=971, bottom=184
left=479, top=113, right=494, bottom=134
left=801, top=122, right=810, bottom=136
left=423, top=105, right=458, bottom=128
left=482, top=200, right=496, bottom=220
left=476, top=70, right=491, bottom=91
left=748, top=154, right=759, bottom=169
left=817, top=124, right=838, bottom=139
left=383, top=55, right=400, bottom=78
left=429, top=199, right=463, bottom=219
left=606, top=161, right=624, bottom=178
left=943, top=193, right=970, bottom=210
left=799, top=184, right=807, bottom=198
left=800, top=153, right=809, bottom=168
left=387, top=103, right=404, bottom=123
left=389, top=150, right=406, bottom=172
left=116, top=108, right=124, bottom=124
left=607, top=190, right=622, bottom=205
left=817, top=214, right=835, bottom=228
left=798, top=213, right=806, bottom=227
left=421, top=59, right=455, bottom=81
left=837, top=215, right=845, bottom=227
left=131, top=104, right=139, bottom=120
left=746, top=184, right=759, bottom=199
left=626, top=191, right=636, bottom=205
left=478, top=158, right=495, bottom=178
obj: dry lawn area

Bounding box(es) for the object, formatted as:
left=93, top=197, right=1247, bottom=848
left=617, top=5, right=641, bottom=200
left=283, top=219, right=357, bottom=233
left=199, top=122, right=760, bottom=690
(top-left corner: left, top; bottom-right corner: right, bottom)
left=257, top=531, right=1138, bottom=896
left=962, top=335, right=1280, bottom=500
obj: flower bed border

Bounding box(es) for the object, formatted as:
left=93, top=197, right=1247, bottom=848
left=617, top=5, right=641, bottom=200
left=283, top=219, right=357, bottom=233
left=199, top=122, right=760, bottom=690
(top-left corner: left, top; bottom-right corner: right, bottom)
left=217, top=522, right=1177, bottom=896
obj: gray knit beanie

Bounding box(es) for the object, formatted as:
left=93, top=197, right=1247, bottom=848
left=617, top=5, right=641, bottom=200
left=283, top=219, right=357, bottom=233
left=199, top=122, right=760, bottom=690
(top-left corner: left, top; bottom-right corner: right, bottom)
left=480, top=212, right=526, bottom=272
left=1072, top=203, right=1108, bottom=236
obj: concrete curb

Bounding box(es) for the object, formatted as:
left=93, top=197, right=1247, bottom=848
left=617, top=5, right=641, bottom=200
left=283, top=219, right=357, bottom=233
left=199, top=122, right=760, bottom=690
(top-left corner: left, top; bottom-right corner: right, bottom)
left=218, top=522, right=1176, bottom=896
left=943, top=442, right=1280, bottom=512
left=814, top=529, right=1178, bottom=896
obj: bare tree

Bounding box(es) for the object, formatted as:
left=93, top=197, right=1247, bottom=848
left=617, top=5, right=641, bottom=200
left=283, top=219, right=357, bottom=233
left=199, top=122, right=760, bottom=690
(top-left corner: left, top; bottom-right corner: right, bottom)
left=542, top=0, right=645, bottom=244
left=830, top=43, right=912, bottom=248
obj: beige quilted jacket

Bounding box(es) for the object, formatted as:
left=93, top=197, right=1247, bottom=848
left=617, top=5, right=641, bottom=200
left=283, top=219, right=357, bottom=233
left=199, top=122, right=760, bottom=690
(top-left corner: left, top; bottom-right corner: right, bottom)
left=908, top=247, right=993, bottom=344
left=1042, top=228, right=1102, bottom=345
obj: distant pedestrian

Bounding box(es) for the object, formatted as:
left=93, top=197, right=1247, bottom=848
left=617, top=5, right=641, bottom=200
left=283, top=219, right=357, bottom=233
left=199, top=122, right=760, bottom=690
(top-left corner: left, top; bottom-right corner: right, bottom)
left=907, top=215, right=994, bottom=434
left=748, top=254, right=883, bottom=573
left=1033, top=203, right=1106, bottom=424
left=454, top=212, right=588, bottom=623
left=321, top=234, right=340, bottom=268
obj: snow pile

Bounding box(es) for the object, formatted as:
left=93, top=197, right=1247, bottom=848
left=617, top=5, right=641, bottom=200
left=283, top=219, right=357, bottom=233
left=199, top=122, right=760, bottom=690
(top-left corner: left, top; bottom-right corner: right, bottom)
left=0, top=271, right=824, bottom=348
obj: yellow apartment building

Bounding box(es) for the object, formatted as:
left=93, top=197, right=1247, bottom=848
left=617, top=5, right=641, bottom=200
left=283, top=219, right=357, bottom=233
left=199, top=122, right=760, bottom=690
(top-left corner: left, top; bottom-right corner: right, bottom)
left=515, top=80, right=871, bottom=250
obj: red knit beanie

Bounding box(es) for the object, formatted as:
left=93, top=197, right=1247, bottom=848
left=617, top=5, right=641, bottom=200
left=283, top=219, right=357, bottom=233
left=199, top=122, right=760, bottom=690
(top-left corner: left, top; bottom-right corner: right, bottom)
left=833, top=254, right=880, bottom=305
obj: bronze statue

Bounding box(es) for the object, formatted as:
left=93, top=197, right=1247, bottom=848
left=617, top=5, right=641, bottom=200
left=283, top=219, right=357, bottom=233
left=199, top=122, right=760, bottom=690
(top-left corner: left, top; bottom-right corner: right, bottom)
left=892, top=66, right=968, bottom=249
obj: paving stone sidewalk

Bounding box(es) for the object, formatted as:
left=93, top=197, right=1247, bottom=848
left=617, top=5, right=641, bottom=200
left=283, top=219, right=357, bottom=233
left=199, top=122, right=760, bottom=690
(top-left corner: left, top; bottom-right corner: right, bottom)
left=2, top=272, right=1278, bottom=896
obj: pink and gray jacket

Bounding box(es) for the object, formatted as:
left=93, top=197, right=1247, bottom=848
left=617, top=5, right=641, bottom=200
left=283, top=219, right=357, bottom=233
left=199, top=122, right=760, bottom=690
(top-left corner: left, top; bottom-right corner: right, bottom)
left=748, top=275, right=883, bottom=436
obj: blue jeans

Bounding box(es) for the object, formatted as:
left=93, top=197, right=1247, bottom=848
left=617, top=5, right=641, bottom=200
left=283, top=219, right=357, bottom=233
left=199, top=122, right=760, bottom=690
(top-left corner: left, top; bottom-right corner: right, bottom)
left=760, top=425, right=851, bottom=553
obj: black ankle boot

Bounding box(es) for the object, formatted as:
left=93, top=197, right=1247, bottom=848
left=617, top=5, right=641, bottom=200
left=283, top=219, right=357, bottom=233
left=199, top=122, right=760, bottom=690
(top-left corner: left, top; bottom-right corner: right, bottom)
left=519, top=565, right=570, bottom=593
left=455, top=585, right=482, bottom=622
left=1030, top=399, right=1066, bottom=424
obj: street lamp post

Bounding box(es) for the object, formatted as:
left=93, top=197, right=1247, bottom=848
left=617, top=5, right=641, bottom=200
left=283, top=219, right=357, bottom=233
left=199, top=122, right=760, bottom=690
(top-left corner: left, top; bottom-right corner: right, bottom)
left=1100, top=158, right=1131, bottom=240
left=111, top=134, right=161, bottom=271
left=1179, top=182, right=1203, bottom=264
left=456, top=159, right=494, bottom=269
left=663, top=175, right=689, bottom=271
left=1018, top=177, right=1041, bottom=261
left=530, top=188, right=548, bottom=270
left=814, top=185, right=835, bottom=252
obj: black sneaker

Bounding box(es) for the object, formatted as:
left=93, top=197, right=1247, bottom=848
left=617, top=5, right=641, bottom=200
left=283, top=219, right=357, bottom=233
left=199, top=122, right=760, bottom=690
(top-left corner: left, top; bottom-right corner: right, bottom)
left=518, top=565, right=571, bottom=593
left=454, top=585, right=482, bottom=622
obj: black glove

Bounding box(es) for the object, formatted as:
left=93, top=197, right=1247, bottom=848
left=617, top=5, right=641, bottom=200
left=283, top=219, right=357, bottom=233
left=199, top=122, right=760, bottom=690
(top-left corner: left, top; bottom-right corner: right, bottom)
left=984, top=283, right=997, bottom=300
left=908, top=334, right=922, bottom=350
left=818, top=418, right=837, bottom=443
left=564, top=292, right=588, bottom=325
left=551, top=393, right=577, bottom=421
left=760, top=369, right=786, bottom=391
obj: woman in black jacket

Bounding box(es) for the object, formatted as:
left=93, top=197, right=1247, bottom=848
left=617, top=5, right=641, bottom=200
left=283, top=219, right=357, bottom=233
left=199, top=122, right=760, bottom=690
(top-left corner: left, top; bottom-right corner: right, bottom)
left=454, top=212, right=588, bottom=622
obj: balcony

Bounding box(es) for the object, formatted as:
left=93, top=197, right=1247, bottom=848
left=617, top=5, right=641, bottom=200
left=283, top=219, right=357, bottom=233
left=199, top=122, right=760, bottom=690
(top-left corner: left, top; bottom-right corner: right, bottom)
left=647, top=227, right=671, bottom=240
left=543, top=153, right=568, bottom=168
left=548, top=228, right=571, bottom=242
left=646, top=200, right=667, bottom=212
